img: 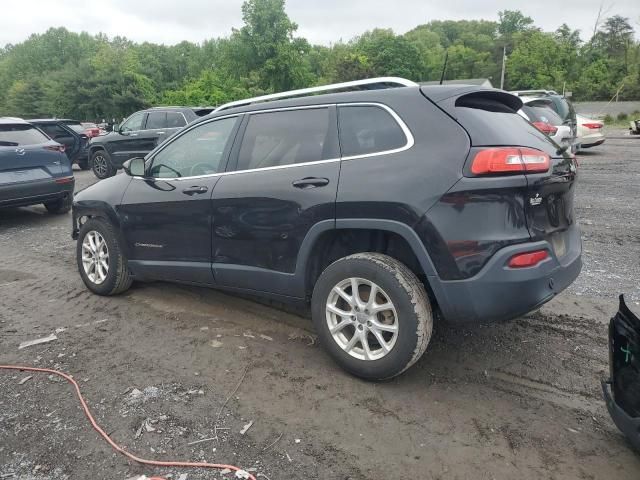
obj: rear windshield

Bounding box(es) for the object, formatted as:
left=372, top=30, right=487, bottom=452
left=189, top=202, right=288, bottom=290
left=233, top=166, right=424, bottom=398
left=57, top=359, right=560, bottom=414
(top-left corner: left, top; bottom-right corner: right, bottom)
left=521, top=105, right=564, bottom=125
left=0, top=124, right=49, bottom=146
left=451, top=93, right=558, bottom=154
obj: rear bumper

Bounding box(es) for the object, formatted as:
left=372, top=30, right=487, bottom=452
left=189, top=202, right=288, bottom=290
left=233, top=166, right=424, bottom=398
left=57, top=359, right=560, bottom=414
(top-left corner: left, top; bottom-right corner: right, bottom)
left=431, top=225, right=582, bottom=323
left=0, top=178, right=74, bottom=208
left=603, top=381, right=640, bottom=451
left=578, top=133, right=605, bottom=148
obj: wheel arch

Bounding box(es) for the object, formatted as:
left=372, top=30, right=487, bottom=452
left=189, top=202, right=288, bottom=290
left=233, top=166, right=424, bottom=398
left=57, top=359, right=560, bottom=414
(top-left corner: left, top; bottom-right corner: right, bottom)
left=72, top=204, right=130, bottom=258
left=297, top=219, right=442, bottom=309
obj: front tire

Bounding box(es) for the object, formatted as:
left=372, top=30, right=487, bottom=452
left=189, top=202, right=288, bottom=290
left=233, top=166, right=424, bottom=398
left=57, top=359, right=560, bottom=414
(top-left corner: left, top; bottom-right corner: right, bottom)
left=311, top=253, right=433, bottom=380
left=91, top=150, right=116, bottom=179
left=77, top=218, right=132, bottom=295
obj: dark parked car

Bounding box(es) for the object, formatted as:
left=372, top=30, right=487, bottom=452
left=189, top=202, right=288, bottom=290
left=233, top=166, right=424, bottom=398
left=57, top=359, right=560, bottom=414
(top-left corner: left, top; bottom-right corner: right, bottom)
left=72, top=78, right=582, bottom=379
left=0, top=117, right=74, bottom=213
left=88, top=106, right=214, bottom=179
left=29, top=119, right=91, bottom=170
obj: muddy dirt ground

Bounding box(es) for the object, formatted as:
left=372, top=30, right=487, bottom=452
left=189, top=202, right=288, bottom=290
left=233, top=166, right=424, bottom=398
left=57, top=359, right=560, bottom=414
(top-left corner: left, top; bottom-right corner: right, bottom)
left=1, top=130, right=639, bottom=479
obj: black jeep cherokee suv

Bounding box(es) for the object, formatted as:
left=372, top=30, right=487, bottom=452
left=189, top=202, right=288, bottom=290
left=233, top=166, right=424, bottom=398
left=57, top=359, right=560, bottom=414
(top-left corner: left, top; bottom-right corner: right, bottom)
left=88, top=106, right=214, bottom=179
left=72, top=78, right=582, bottom=380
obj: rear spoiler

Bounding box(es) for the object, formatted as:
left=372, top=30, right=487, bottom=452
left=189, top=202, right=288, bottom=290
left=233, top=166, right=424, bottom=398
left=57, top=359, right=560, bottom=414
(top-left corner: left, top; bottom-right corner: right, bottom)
left=420, top=86, right=523, bottom=118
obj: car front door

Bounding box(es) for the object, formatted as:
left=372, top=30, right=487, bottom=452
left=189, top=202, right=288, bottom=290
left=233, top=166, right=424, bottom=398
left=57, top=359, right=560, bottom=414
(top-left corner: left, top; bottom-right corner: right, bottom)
left=210, top=106, right=340, bottom=297
left=119, top=115, right=241, bottom=284
left=108, top=111, right=148, bottom=164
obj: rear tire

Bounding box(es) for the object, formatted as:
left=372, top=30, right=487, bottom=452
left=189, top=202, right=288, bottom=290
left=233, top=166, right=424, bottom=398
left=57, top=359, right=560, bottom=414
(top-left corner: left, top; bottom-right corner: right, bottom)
left=44, top=194, right=72, bottom=214
left=77, top=218, right=132, bottom=295
left=311, top=253, right=433, bottom=380
left=91, top=150, right=116, bottom=179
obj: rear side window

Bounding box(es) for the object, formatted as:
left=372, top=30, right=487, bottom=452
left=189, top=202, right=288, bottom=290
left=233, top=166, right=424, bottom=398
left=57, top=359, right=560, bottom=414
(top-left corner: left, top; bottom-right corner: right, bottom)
left=338, top=105, right=407, bottom=157
left=0, top=124, right=49, bottom=145
left=236, top=108, right=333, bottom=171
left=146, top=112, right=167, bottom=130
left=550, top=98, right=571, bottom=122
left=167, top=112, right=187, bottom=128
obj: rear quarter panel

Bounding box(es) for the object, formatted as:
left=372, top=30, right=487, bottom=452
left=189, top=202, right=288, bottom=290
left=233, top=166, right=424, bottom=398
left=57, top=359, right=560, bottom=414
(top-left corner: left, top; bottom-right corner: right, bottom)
left=336, top=89, right=471, bottom=227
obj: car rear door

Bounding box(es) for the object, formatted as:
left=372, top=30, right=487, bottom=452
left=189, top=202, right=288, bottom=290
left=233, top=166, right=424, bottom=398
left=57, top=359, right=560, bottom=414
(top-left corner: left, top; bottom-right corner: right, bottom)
left=210, top=106, right=340, bottom=297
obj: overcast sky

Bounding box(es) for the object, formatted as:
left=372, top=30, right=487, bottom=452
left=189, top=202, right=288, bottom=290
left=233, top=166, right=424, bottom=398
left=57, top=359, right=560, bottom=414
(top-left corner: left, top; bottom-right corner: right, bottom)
left=1, top=0, right=638, bottom=47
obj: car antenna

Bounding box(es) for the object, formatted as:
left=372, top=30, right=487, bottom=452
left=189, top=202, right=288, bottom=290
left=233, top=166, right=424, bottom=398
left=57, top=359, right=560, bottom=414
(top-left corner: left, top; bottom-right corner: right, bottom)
left=439, top=50, right=449, bottom=85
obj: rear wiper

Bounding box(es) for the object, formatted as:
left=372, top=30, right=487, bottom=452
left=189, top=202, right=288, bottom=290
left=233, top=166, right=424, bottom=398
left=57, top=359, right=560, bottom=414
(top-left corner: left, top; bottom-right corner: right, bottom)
left=0, top=141, right=19, bottom=147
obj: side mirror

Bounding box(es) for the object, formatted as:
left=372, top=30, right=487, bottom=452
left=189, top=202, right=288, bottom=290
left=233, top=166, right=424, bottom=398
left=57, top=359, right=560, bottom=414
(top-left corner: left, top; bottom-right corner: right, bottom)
left=123, top=157, right=146, bottom=177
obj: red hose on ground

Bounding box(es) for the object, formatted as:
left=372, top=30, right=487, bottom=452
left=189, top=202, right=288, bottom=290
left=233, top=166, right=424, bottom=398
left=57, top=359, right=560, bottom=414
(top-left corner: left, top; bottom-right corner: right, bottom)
left=0, top=365, right=257, bottom=480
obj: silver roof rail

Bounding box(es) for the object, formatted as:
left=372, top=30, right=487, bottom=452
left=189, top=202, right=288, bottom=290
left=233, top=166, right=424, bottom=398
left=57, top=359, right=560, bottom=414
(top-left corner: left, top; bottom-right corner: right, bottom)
left=510, top=89, right=559, bottom=96
left=213, top=77, right=418, bottom=112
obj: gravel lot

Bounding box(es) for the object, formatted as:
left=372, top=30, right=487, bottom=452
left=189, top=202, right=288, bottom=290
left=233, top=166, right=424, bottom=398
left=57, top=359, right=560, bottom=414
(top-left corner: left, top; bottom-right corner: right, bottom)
left=1, top=131, right=639, bottom=479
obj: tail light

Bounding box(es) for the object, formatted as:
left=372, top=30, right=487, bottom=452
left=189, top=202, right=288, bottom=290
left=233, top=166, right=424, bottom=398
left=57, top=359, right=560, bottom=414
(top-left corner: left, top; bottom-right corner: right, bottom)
left=44, top=144, right=65, bottom=153
left=471, top=147, right=550, bottom=175
left=532, top=121, right=558, bottom=135
left=508, top=249, right=549, bottom=268
left=582, top=123, right=602, bottom=130
left=54, top=176, right=74, bottom=184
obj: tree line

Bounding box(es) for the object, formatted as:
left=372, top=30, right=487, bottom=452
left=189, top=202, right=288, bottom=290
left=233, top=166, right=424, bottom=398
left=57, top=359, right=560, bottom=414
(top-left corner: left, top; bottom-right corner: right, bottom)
left=0, top=0, right=638, bottom=121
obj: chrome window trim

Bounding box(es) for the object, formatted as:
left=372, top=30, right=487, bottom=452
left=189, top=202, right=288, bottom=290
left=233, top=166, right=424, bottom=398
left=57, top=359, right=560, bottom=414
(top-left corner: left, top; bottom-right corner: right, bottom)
left=133, top=102, right=413, bottom=181
left=338, top=103, right=414, bottom=161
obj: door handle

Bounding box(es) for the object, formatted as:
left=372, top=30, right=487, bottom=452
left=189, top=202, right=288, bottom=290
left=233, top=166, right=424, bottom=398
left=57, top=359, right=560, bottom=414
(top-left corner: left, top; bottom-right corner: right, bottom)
left=292, top=177, right=330, bottom=189
left=182, top=185, right=208, bottom=195
left=156, top=131, right=165, bottom=135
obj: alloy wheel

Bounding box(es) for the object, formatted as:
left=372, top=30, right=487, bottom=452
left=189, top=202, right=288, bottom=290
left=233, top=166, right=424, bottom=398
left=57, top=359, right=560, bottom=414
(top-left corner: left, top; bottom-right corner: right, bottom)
left=81, top=231, right=109, bottom=284
left=93, top=155, right=107, bottom=177
left=325, top=277, right=399, bottom=361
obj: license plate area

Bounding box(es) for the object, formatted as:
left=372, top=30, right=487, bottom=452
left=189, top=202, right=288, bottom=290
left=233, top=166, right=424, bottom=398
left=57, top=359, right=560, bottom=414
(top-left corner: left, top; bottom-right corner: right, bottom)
left=0, top=168, right=49, bottom=185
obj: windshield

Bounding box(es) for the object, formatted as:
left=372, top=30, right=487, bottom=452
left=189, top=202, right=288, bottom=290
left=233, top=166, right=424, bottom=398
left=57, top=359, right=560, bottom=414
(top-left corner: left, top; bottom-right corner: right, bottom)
left=0, top=124, right=50, bottom=145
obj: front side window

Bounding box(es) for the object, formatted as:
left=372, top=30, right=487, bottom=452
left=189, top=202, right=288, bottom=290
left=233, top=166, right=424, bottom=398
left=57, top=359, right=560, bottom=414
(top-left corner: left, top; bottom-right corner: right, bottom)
left=149, top=117, right=237, bottom=178
left=121, top=112, right=145, bottom=132
left=236, top=108, right=332, bottom=171
left=146, top=112, right=167, bottom=130
left=338, top=105, right=407, bottom=157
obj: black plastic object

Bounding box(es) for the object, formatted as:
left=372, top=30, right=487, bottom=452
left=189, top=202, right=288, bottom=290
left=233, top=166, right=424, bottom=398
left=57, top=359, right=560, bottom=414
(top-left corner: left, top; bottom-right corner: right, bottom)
left=602, top=294, right=640, bottom=451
